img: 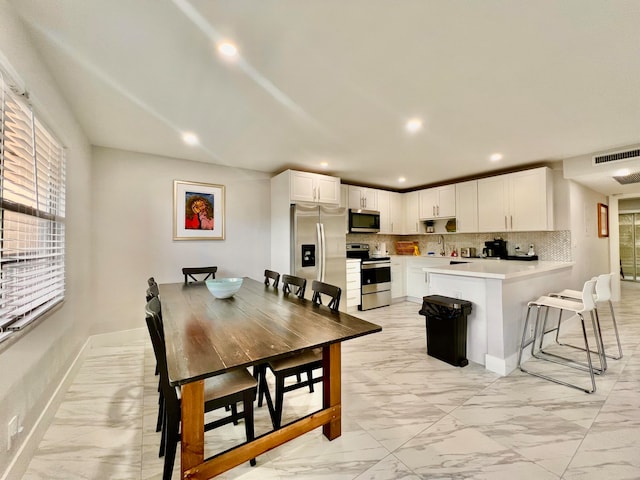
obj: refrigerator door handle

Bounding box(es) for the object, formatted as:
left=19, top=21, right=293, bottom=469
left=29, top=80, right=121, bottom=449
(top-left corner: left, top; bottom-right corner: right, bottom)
left=316, top=222, right=323, bottom=281
left=319, top=223, right=326, bottom=281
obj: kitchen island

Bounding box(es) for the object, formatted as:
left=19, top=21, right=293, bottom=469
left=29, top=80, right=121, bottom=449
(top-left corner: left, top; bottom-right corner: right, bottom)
left=423, top=260, right=573, bottom=375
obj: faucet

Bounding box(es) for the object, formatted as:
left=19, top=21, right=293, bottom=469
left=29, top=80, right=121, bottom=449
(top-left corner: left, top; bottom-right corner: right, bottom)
left=438, top=235, right=446, bottom=256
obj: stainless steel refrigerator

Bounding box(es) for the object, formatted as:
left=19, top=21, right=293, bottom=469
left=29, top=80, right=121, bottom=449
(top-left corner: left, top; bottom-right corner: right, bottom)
left=291, top=204, right=346, bottom=305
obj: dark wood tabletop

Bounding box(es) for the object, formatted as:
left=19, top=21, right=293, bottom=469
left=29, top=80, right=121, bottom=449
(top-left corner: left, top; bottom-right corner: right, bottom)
left=159, top=277, right=382, bottom=386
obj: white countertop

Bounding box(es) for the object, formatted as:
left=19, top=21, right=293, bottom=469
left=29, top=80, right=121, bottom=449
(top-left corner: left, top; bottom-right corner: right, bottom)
left=423, top=259, right=573, bottom=280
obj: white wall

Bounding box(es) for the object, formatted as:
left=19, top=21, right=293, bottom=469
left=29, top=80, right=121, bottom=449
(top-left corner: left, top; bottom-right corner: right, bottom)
left=567, top=179, right=610, bottom=287
left=0, top=0, right=93, bottom=475
left=90, top=147, right=272, bottom=334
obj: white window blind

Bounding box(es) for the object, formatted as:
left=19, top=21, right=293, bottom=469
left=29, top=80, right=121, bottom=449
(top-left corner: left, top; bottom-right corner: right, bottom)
left=0, top=72, right=66, bottom=343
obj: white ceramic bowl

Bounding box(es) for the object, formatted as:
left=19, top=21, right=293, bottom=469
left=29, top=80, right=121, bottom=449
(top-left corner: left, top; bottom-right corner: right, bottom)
left=205, top=278, right=243, bottom=299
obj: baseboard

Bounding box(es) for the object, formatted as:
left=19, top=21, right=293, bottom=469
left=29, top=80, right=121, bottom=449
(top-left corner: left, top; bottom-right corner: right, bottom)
left=0, top=337, right=90, bottom=480
left=0, top=327, right=147, bottom=480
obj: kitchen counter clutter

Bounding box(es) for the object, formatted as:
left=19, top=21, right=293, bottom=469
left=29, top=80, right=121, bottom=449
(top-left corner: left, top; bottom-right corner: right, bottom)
left=420, top=257, right=574, bottom=376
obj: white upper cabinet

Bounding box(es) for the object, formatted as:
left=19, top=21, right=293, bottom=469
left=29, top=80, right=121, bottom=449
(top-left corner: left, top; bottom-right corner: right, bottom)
left=348, top=186, right=378, bottom=210
left=289, top=170, right=340, bottom=205
left=455, top=180, right=478, bottom=233
left=377, top=189, right=391, bottom=233
left=377, top=190, right=404, bottom=234
left=403, top=191, right=422, bottom=234
left=419, top=185, right=456, bottom=219
left=478, top=167, right=554, bottom=232
left=390, top=191, right=404, bottom=234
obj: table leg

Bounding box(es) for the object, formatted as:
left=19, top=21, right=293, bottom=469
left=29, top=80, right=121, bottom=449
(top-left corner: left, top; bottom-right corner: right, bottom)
left=181, top=380, right=205, bottom=475
left=322, top=342, right=341, bottom=440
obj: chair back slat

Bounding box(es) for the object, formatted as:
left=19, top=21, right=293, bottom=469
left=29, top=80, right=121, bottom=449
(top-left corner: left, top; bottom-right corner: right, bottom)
left=264, top=269, right=280, bottom=288
left=145, top=301, right=178, bottom=410
left=282, top=274, right=307, bottom=298
left=311, top=280, right=341, bottom=312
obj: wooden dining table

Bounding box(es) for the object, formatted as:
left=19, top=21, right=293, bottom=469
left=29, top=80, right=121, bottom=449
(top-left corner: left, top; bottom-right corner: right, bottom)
left=158, top=277, right=382, bottom=479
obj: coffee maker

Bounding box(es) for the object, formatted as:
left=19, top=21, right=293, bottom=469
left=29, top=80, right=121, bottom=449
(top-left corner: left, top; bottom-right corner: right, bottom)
left=483, top=239, right=507, bottom=258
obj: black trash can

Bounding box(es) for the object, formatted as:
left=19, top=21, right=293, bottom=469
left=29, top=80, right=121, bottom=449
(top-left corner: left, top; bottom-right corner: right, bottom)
left=419, top=295, right=472, bottom=367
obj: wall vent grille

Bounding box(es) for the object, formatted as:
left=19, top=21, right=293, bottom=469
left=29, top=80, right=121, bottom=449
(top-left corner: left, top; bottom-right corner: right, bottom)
left=593, top=149, right=640, bottom=165
left=613, top=172, right=640, bottom=185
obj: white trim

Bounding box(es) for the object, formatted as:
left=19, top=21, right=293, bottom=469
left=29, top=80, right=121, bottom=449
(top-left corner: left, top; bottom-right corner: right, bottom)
left=0, top=338, right=89, bottom=480
left=0, top=327, right=146, bottom=480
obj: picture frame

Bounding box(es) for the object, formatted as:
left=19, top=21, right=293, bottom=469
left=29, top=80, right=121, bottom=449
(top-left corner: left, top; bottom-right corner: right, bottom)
left=597, top=202, right=609, bottom=238
left=174, top=180, right=225, bottom=240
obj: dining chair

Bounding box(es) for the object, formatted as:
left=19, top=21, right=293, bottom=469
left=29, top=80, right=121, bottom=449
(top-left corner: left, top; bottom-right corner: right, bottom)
left=145, top=299, right=257, bottom=478
left=311, top=280, right=342, bottom=311
left=261, top=280, right=341, bottom=429
left=517, top=279, right=603, bottom=393
left=182, top=266, right=217, bottom=285
left=281, top=274, right=307, bottom=298
left=548, top=272, right=622, bottom=360
left=264, top=269, right=280, bottom=288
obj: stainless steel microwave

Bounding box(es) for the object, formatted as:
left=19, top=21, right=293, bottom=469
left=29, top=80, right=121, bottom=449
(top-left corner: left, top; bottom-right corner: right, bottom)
left=348, top=209, right=380, bottom=233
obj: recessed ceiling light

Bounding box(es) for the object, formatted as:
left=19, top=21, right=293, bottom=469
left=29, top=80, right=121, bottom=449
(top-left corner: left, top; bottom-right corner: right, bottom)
left=398, top=177, right=406, bottom=183
left=405, top=118, right=423, bottom=133
left=217, top=42, right=238, bottom=58
left=490, top=153, right=503, bottom=162
left=320, top=161, right=329, bottom=169
left=182, top=132, right=199, bottom=146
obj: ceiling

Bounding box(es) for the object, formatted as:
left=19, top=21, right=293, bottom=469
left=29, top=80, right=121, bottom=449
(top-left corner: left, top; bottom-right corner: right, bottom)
left=9, top=0, right=640, bottom=193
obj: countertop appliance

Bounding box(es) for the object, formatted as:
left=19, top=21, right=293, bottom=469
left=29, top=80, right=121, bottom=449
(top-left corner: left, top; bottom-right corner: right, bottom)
left=460, top=247, right=476, bottom=258
left=348, top=209, right=380, bottom=233
left=346, top=243, right=391, bottom=310
left=483, top=239, right=507, bottom=259
left=292, top=204, right=346, bottom=303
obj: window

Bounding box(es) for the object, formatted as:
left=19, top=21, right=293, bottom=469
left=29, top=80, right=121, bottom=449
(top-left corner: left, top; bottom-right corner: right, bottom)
left=0, top=72, right=66, bottom=343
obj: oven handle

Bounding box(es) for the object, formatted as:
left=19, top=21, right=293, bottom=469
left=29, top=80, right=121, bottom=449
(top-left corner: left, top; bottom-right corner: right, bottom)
left=361, top=262, right=391, bottom=270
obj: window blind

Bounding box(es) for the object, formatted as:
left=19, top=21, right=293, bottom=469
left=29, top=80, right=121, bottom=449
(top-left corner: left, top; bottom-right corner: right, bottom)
left=0, top=71, right=66, bottom=343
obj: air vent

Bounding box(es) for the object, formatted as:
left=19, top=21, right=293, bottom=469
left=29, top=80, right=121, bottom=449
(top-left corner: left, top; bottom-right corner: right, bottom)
left=613, top=172, right=640, bottom=185
left=593, top=149, right=640, bottom=166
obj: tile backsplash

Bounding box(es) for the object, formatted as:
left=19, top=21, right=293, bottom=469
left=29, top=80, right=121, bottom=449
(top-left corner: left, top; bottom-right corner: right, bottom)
left=347, top=230, right=572, bottom=262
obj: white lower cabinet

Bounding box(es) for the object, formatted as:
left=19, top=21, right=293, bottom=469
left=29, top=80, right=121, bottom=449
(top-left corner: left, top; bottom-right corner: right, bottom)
left=346, top=260, right=361, bottom=310
left=391, top=256, right=406, bottom=299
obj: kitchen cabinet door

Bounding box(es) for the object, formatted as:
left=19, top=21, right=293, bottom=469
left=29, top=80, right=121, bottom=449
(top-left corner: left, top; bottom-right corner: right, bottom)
left=403, top=191, right=422, bottom=234
left=455, top=180, right=478, bottom=233
left=419, top=185, right=456, bottom=219
left=509, top=168, right=554, bottom=231
left=391, top=256, right=406, bottom=299
left=478, top=175, right=508, bottom=232
left=478, top=167, right=553, bottom=232
left=389, top=192, right=404, bottom=234
left=290, top=170, right=340, bottom=204
left=377, top=190, right=391, bottom=233
left=348, top=186, right=378, bottom=210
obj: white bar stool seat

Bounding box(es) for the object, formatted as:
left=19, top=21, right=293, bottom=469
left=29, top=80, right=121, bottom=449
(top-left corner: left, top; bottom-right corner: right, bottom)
left=517, top=279, right=604, bottom=393
left=549, top=272, right=622, bottom=361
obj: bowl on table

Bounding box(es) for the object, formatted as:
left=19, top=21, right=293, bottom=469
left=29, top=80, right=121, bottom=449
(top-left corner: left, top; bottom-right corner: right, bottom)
left=205, top=278, right=243, bottom=299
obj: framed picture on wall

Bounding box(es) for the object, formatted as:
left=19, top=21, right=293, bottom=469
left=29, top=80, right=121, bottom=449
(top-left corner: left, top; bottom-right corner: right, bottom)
left=597, top=202, right=609, bottom=238
left=174, top=180, right=225, bottom=240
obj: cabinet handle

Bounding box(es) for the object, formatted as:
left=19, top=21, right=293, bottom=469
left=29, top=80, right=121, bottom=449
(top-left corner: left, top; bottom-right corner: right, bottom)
left=510, top=215, right=513, bottom=229
left=437, top=205, right=440, bottom=216
left=433, top=206, right=435, bottom=217
left=504, top=216, right=507, bottom=229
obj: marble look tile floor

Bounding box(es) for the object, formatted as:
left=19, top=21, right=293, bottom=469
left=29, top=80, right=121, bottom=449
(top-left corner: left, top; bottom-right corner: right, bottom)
left=22, top=282, right=640, bottom=479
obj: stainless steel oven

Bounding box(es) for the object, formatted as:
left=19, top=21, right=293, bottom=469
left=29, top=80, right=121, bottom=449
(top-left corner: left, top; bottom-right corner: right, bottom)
left=360, top=258, right=392, bottom=310
left=346, top=243, right=392, bottom=310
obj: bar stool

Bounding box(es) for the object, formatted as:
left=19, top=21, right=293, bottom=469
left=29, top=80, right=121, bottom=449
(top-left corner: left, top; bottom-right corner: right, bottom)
left=517, top=279, right=604, bottom=393
left=548, top=273, right=622, bottom=361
